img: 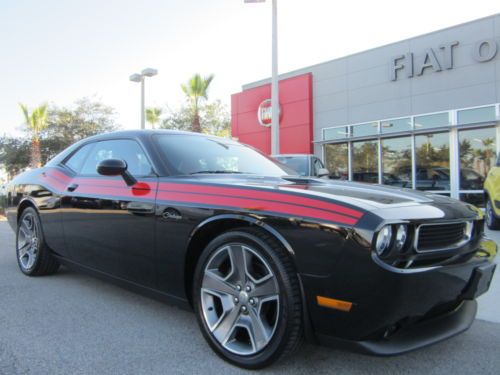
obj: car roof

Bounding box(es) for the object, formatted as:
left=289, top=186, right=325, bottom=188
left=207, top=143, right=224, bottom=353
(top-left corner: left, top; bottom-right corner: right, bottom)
left=81, top=129, right=237, bottom=143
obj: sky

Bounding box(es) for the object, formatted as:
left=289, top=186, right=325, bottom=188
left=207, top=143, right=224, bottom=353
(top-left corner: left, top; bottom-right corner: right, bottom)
left=0, top=0, right=499, bottom=136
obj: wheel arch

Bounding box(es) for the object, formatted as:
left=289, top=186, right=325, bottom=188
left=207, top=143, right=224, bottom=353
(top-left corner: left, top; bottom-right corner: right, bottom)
left=184, top=214, right=295, bottom=307
left=17, top=198, right=38, bottom=224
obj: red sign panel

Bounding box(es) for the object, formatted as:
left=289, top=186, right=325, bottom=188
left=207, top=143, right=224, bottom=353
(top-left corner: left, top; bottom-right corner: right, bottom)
left=231, top=73, right=313, bottom=155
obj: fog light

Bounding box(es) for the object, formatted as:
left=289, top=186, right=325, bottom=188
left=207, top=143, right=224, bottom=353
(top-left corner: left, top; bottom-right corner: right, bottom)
left=375, top=225, right=393, bottom=256
left=394, top=224, right=408, bottom=251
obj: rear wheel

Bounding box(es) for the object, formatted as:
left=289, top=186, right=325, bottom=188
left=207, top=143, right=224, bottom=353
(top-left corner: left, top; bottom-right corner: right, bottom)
left=486, top=199, right=500, bottom=230
left=16, top=207, right=60, bottom=276
left=193, top=228, right=302, bottom=369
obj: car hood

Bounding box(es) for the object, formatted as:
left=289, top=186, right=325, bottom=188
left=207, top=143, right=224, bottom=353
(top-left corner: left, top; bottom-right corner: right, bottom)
left=173, top=174, right=479, bottom=221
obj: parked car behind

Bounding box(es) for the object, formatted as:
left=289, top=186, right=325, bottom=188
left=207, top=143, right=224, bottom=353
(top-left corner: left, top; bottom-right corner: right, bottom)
left=484, top=153, right=500, bottom=230
left=272, top=154, right=329, bottom=178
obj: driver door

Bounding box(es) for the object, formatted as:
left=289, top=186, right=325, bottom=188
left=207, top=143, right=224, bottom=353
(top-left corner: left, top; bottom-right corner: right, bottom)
left=60, top=138, right=158, bottom=287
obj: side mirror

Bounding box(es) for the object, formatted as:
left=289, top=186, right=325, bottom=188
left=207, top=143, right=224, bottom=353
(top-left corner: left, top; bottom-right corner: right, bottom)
left=97, top=159, right=137, bottom=186
left=317, top=168, right=330, bottom=178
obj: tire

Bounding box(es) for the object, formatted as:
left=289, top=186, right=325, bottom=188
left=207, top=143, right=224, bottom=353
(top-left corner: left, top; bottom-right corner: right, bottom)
left=193, top=227, right=303, bottom=369
left=486, top=199, right=500, bottom=230
left=16, top=207, right=60, bottom=276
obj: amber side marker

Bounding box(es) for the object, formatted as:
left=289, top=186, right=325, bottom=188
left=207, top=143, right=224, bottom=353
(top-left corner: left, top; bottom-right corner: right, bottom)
left=316, top=296, right=353, bottom=312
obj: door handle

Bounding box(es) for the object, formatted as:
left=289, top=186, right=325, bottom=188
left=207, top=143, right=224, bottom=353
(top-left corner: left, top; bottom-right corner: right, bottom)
left=67, top=183, right=79, bottom=192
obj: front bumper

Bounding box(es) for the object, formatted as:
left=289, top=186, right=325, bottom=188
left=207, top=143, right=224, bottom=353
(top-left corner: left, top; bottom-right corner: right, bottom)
left=316, top=300, right=477, bottom=356
left=300, top=237, right=497, bottom=354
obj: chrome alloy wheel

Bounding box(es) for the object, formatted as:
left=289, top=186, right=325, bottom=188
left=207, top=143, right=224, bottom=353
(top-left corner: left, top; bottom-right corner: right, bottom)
left=17, top=213, right=39, bottom=270
left=201, top=244, right=280, bottom=356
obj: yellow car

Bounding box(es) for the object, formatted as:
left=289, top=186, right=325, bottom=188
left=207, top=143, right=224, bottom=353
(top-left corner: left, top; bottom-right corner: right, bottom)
left=484, top=155, right=500, bottom=230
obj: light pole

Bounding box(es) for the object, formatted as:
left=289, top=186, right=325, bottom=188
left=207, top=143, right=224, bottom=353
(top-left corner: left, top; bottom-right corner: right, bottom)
left=129, top=68, right=158, bottom=129
left=245, top=0, right=279, bottom=154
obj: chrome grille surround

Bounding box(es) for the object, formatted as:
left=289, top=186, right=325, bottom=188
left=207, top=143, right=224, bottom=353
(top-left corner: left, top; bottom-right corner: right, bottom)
left=414, top=220, right=474, bottom=253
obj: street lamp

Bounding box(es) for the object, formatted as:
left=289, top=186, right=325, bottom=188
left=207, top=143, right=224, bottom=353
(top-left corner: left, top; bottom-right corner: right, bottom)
left=129, top=68, right=158, bottom=129
left=245, top=0, right=279, bottom=154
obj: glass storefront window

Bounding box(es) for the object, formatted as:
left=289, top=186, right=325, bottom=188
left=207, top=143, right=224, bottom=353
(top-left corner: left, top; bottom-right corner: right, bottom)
left=352, top=140, right=379, bottom=183
left=324, top=143, right=349, bottom=180
left=351, top=122, right=378, bottom=138
left=414, top=112, right=450, bottom=130
left=380, top=117, right=411, bottom=134
left=324, top=126, right=349, bottom=141
left=457, top=106, right=496, bottom=125
left=381, top=137, right=412, bottom=188
left=322, top=105, right=499, bottom=206
left=415, top=132, right=450, bottom=191
left=459, top=127, right=496, bottom=192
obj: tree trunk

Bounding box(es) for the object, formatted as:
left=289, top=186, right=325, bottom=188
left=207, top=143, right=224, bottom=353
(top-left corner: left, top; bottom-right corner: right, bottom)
left=30, top=139, right=41, bottom=168
left=192, top=111, right=202, bottom=133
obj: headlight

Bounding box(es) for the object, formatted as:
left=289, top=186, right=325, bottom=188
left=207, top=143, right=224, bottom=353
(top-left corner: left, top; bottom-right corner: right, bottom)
left=375, top=225, right=393, bottom=256
left=394, top=224, right=408, bottom=252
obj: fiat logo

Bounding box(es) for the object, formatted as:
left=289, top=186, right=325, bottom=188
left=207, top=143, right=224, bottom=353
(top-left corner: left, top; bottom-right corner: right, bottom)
left=257, top=99, right=281, bottom=127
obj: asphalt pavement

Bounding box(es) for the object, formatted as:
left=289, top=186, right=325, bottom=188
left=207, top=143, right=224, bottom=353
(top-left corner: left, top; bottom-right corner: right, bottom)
left=1, top=220, right=499, bottom=375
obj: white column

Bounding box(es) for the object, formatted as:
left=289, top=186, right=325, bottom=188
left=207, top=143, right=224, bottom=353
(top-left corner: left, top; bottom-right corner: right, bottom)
left=411, top=134, right=416, bottom=190
left=348, top=142, right=353, bottom=181
left=378, top=138, right=383, bottom=184
left=449, top=110, right=460, bottom=200
left=271, top=0, right=279, bottom=154
left=496, top=104, right=500, bottom=157
left=140, top=78, right=145, bottom=130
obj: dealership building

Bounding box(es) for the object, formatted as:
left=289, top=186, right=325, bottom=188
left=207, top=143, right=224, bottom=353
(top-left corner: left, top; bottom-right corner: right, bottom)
left=231, top=14, right=500, bottom=207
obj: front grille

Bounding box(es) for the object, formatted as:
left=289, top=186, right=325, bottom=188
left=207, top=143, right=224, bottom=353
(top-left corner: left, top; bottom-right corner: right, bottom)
left=416, top=222, right=469, bottom=252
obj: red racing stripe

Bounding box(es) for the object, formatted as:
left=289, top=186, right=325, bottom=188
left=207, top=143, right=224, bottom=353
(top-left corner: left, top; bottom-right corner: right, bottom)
left=48, top=169, right=72, bottom=184
left=158, top=183, right=362, bottom=219
left=44, top=170, right=156, bottom=198
left=157, top=191, right=358, bottom=225
left=44, top=169, right=361, bottom=225
left=40, top=173, right=68, bottom=192
left=75, top=184, right=157, bottom=199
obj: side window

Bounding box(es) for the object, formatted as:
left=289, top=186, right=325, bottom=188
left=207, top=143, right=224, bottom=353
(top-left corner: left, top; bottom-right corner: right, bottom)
left=64, top=143, right=95, bottom=173
left=80, top=140, right=153, bottom=176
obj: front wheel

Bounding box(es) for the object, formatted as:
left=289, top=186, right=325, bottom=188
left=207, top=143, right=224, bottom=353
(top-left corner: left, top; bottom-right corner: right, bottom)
left=193, top=228, right=303, bottom=369
left=486, top=199, right=500, bottom=230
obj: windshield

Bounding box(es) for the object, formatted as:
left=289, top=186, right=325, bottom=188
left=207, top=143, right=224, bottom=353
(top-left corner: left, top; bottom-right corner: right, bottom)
left=273, top=156, right=308, bottom=176
left=154, top=134, right=293, bottom=176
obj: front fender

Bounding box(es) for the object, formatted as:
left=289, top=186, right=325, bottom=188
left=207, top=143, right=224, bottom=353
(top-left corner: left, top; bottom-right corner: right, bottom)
left=189, top=214, right=295, bottom=256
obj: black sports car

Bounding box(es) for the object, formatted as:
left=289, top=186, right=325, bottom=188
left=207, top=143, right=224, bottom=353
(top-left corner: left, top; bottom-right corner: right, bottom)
left=5, top=130, right=497, bottom=369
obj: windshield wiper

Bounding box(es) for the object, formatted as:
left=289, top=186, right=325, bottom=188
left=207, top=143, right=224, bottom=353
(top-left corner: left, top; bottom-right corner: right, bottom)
left=189, top=170, right=246, bottom=174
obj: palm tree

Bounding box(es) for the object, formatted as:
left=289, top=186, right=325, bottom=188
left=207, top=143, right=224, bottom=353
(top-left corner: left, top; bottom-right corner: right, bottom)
left=19, top=103, right=48, bottom=168
left=181, top=73, right=214, bottom=133
left=145, top=107, right=162, bottom=129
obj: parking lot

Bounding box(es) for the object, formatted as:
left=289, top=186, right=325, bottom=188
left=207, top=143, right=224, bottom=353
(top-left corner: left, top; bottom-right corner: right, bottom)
left=0, top=220, right=499, bottom=375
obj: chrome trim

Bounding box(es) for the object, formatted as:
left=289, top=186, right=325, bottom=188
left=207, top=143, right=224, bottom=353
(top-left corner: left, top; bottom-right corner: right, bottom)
left=371, top=252, right=440, bottom=274
left=414, top=220, right=473, bottom=253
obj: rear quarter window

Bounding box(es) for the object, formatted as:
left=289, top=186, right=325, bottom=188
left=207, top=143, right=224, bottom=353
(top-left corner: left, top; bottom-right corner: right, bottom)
left=64, top=143, right=95, bottom=173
